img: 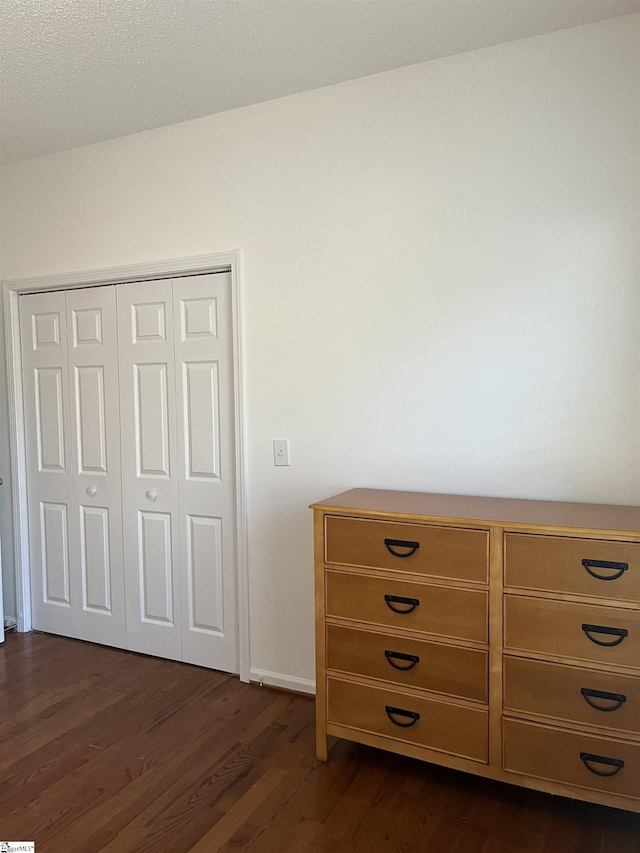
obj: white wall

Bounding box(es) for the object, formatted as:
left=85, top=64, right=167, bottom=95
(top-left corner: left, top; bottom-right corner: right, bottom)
left=1, top=16, right=638, bottom=685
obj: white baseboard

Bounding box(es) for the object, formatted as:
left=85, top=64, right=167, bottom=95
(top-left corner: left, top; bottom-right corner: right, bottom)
left=249, top=667, right=315, bottom=695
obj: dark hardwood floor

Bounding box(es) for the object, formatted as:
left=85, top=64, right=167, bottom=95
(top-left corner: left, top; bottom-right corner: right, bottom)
left=0, top=632, right=638, bottom=852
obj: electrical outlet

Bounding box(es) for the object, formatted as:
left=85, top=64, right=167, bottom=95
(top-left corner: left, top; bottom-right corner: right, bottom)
left=273, top=439, right=290, bottom=466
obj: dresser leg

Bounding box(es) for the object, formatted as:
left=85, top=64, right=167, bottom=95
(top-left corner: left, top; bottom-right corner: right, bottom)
left=316, top=726, right=329, bottom=761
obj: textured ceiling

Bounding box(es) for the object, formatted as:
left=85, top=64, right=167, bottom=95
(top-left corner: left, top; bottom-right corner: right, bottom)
left=1, top=0, right=639, bottom=165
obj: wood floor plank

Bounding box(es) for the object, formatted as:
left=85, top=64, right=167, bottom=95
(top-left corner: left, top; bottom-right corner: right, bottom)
left=316, top=762, right=389, bottom=843
left=0, top=633, right=639, bottom=852
left=1, top=681, right=226, bottom=841
left=188, top=765, right=288, bottom=852
left=42, top=675, right=255, bottom=844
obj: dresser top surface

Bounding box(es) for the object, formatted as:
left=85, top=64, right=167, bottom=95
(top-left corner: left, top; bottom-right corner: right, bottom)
left=310, top=489, right=640, bottom=536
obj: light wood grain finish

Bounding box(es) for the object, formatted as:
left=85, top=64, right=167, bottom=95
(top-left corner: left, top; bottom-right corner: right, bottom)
left=326, top=570, right=488, bottom=643
left=313, top=488, right=640, bottom=814
left=505, top=533, right=640, bottom=602
left=326, top=624, right=488, bottom=702
left=504, top=719, right=640, bottom=799
left=314, top=509, right=329, bottom=761
left=488, top=526, right=505, bottom=768
left=327, top=677, right=488, bottom=762
left=326, top=516, right=488, bottom=582
left=504, top=595, right=640, bottom=668
left=504, top=656, right=640, bottom=736
left=311, top=488, right=640, bottom=536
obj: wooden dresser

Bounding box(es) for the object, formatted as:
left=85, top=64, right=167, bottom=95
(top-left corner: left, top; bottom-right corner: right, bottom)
left=311, top=489, right=640, bottom=812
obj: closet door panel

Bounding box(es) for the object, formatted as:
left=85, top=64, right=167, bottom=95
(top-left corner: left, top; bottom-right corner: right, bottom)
left=74, top=366, right=107, bottom=473
left=134, top=362, right=171, bottom=477
left=66, top=285, right=125, bottom=646
left=186, top=514, right=223, bottom=633
left=21, top=292, right=75, bottom=634
left=80, top=505, right=112, bottom=612
left=118, top=281, right=181, bottom=661
left=138, top=510, right=175, bottom=624
left=183, top=360, right=220, bottom=479
left=41, top=501, right=71, bottom=605
left=174, top=273, right=238, bottom=672
left=35, top=367, right=67, bottom=471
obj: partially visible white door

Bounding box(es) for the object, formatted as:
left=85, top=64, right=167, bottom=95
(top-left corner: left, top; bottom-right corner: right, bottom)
left=174, top=273, right=237, bottom=672
left=21, top=291, right=75, bottom=636
left=21, top=287, right=126, bottom=646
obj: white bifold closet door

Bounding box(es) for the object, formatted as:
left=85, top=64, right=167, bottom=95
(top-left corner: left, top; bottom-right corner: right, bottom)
left=117, top=275, right=238, bottom=672
left=20, top=286, right=125, bottom=647
left=20, top=273, right=238, bottom=674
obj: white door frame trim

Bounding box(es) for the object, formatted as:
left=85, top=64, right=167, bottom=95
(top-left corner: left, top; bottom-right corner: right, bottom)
left=2, top=251, right=251, bottom=682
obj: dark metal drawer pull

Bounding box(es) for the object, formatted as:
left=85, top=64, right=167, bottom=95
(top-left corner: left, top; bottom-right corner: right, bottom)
left=385, top=705, right=420, bottom=728
left=384, top=650, right=420, bottom=671
left=581, top=624, right=628, bottom=647
left=384, top=594, right=419, bottom=614
left=580, top=688, right=627, bottom=712
left=582, top=559, right=628, bottom=581
left=384, top=538, right=420, bottom=558
left=579, top=752, right=624, bottom=777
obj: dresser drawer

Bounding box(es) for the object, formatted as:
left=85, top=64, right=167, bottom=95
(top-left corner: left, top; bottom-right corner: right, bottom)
left=326, top=517, right=488, bottom=583
left=327, top=624, right=488, bottom=702
left=504, top=596, right=640, bottom=668
left=326, top=570, right=488, bottom=643
left=505, top=533, right=640, bottom=602
left=504, top=719, right=640, bottom=799
left=327, top=677, right=488, bottom=762
left=504, top=657, right=640, bottom=736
